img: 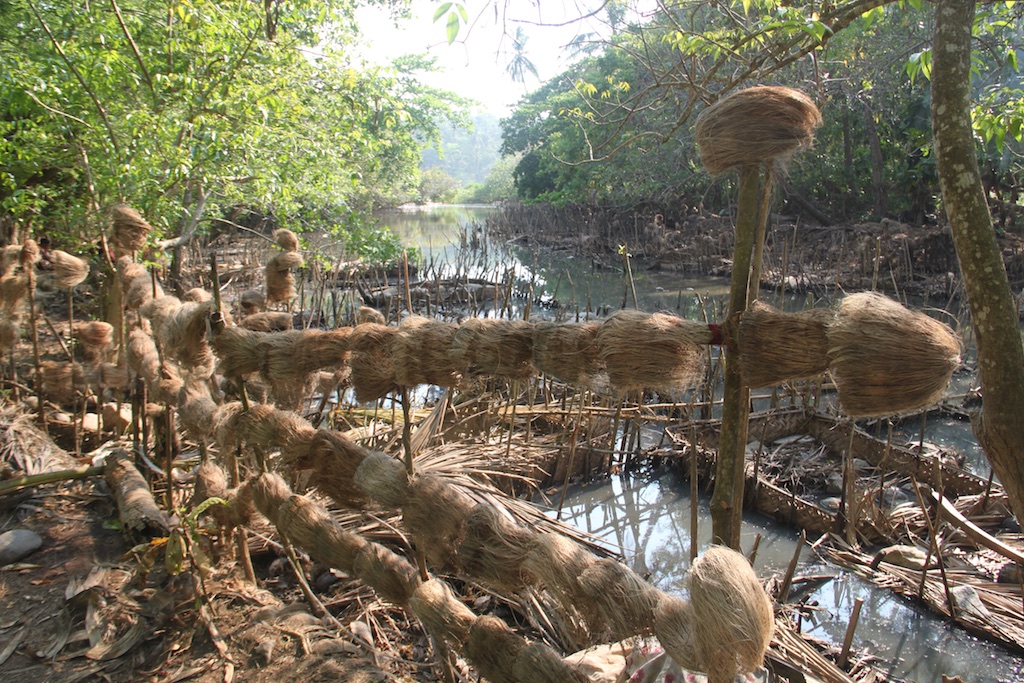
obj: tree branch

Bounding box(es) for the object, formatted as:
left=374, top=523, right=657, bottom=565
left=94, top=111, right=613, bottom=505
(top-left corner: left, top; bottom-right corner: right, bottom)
left=109, top=0, right=155, bottom=95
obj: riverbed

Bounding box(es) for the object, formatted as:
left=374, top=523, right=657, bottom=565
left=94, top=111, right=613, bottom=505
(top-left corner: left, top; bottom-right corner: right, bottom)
left=380, top=204, right=1023, bottom=682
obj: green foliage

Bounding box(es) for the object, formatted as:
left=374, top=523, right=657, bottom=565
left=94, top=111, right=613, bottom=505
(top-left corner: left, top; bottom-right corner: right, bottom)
left=0, top=0, right=466, bottom=252
left=420, top=113, right=502, bottom=185
left=419, top=166, right=461, bottom=203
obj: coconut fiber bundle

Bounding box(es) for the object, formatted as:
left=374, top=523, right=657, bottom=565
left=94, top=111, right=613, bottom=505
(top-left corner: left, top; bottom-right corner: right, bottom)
left=41, top=360, right=86, bottom=404
left=110, top=204, right=153, bottom=257
left=75, top=321, right=114, bottom=361
left=521, top=533, right=605, bottom=633
left=240, top=311, right=292, bottom=332
left=348, top=323, right=398, bottom=402
left=596, top=310, right=710, bottom=393
left=239, top=288, right=267, bottom=316
left=273, top=228, right=300, bottom=252
left=738, top=302, right=834, bottom=387
left=695, top=86, right=822, bottom=175
left=356, top=306, right=386, bottom=325
left=450, top=317, right=536, bottom=379
left=678, top=546, right=773, bottom=683
left=456, top=504, right=537, bottom=592
left=577, top=559, right=662, bottom=640
left=827, top=291, right=961, bottom=417
left=403, top=474, right=476, bottom=568
left=265, top=251, right=303, bottom=304
left=178, top=384, right=219, bottom=441
left=126, top=329, right=182, bottom=403
left=393, top=316, right=461, bottom=388
left=212, top=326, right=271, bottom=378
left=49, top=250, right=89, bottom=289
left=100, top=362, right=130, bottom=391
left=283, top=429, right=370, bottom=509
left=19, top=239, right=39, bottom=269
left=533, top=320, right=605, bottom=388
left=119, top=257, right=162, bottom=311
left=0, top=320, right=20, bottom=355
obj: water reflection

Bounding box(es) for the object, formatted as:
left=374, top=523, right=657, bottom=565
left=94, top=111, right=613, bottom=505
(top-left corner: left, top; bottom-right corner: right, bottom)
left=550, top=472, right=1024, bottom=683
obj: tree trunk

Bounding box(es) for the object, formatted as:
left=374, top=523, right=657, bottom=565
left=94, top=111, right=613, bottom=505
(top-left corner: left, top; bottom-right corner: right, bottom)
left=932, top=0, right=1024, bottom=525
left=863, top=101, right=887, bottom=218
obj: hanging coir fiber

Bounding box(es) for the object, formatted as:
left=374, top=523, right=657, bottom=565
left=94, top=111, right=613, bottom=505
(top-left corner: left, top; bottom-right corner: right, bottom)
left=156, top=300, right=217, bottom=371
left=464, top=616, right=526, bottom=683
left=450, top=317, right=535, bottom=379
left=0, top=320, right=20, bottom=354
left=403, top=474, right=476, bottom=568
left=182, top=287, right=212, bottom=303
left=100, top=362, right=130, bottom=391
left=193, top=463, right=256, bottom=529
left=286, top=429, right=369, bottom=509
left=276, top=494, right=368, bottom=574
left=250, top=472, right=293, bottom=526
left=348, top=322, right=397, bottom=402
left=577, top=559, right=662, bottom=640
left=240, top=311, right=292, bottom=332
left=597, top=310, right=710, bottom=393
left=140, top=296, right=182, bottom=341
left=827, top=291, right=961, bottom=417
left=246, top=406, right=316, bottom=458
left=352, top=542, right=422, bottom=605
left=533, top=321, right=606, bottom=388
left=110, top=204, right=152, bottom=257
left=353, top=451, right=410, bottom=507
left=513, top=643, right=589, bottom=683
left=393, top=316, right=461, bottom=388
left=240, top=288, right=267, bottom=316
left=694, top=86, right=822, bottom=176
left=50, top=250, right=89, bottom=289
left=356, top=306, right=387, bottom=325
left=178, top=384, right=218, bottom=441
left=685, top=546, right=774, bottom=683
left=408, top=579, right=477, bottom=647
left=653, top=594, right=696, bottom=670
left=119, top=257, right=162, bottom=311
left=456, top=504, right=536, bottom=592
left=41, top=360, right=84, bottom=404
left=74, top=321, right=114, bottom=361
left=273, top=228, right=300, bottom=252
left=212, top=327, right=265, bottom=377
left=521, top=533, right=604, bottom=632
left=19, top=239, right=39, bottom=269
left=738, top=302, right=834, bottom=387
left=265, top=251, right=303, bottom=304
left=0, top=244, right=22, bottom=276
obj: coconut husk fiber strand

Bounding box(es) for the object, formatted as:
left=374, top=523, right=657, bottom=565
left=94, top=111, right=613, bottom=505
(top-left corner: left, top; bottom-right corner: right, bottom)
left=409, top=579, right=477, bottom=646
left=353, top=451, right=410, bottom=507
left=240, top=288, right=267, bottom=316
left=212, top=326, right=266, bottom=377
left=74, top=321, right=114, bottom=361
left=695, top=86, right=822, bottom=175
left=110, top=204, right=152, bottom=257
left=356, top=306, right=387, bottom=325
left=457, top=504, right=537, bottom=592
left=286, top=429, right=370, bottom=509
left=577, top=559, right=662, bottom=640
left=265, top=328, right=351, bottom=380
left=348, top=322, right=398, bottom=402
left=240, top=311, right=292, bottom=332
left=464, top=616, right=527, bottom=683
left=100, top=361, right=130, bottom=391
left=119, top=257, right=162, bottom=311
left=403, top=474, right=476, bottom=568
left=273, top=228, right=300, bottom=252
left=393, top=316, right=461, bottom=388
left=450, top=317, right=536, bottom=379
left=20, top=239, right=39, bottom=269
left=275, top=494, right=368, bottom=574
left=1, top=320, right=21, bottom=355
left=126, top=329, right=183, bottom=404
left=50, top=250, right=90, bottom=289
left=192, top=463, right=256, bottom=529
left=521, top=533, right=605, bottom=632
left=353, top=542, right=423, bottom=605
left=178, top=384, right=218, bottom=441
left=827, top=291, right=962, bottom=416
left=684, top=546, right=774, bottom=683
left=738, top=302, right=834, bottom=387
left=533, top=320, right=606, bottom=388
left=41, top=360, right=86, bottom=404
left=597, top=310, right=710, bottom=393
left=266, top=251, right=304, bottom=304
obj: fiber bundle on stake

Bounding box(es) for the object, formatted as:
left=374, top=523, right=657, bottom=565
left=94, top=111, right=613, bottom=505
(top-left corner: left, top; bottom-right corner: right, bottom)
left=265, top=229, right=303, bottom=305
left=738, top=302, right=834, bottom=387
left=393, top=316, right=461, bottom=388
left=110, top=204, right=152, bottom=258
left=450, top=318, right=536, bottom=379
left=827, top=291, right=961, bottom=416
left=533, top=321, right=606, bottom=389
left=49, top=250, right=89, bottom=289
left=348, top=323, right=398, bottom=402
left=239, top=288, right=267, bottom=316
left=240, top=311, right=291, bottom=332
left=696, top=85, right=821, bottom=548
left=74, top=321, right=114, bottom=362
left=596, top=310, right=710, bottom=393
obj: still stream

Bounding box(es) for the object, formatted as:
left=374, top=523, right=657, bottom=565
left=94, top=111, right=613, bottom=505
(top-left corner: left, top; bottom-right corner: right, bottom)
left=382, top=204, right=1023, bottom=682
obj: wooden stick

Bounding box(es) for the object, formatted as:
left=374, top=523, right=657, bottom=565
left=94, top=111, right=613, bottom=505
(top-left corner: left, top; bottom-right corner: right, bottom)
left=839, top=597, right=864, bottom=668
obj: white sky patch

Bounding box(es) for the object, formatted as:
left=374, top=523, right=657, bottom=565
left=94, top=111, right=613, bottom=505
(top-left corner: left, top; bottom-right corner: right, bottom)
left=354, top=1, right=627, bottom=115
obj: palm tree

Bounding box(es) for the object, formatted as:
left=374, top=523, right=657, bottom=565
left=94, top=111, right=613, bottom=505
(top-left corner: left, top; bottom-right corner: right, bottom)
left=505, top=26, right=539, bottom=86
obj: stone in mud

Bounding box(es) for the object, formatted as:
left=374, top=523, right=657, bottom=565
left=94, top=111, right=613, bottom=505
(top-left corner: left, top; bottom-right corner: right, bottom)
left=0, top=528, right=43, bottom=565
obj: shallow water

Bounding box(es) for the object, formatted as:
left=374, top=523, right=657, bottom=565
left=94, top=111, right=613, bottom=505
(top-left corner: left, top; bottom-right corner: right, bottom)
left=384, top=205, right=1023, bottom=682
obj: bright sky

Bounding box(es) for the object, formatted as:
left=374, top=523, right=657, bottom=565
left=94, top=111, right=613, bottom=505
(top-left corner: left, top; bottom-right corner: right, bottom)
left=355, top=1, right=618, bottom=115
